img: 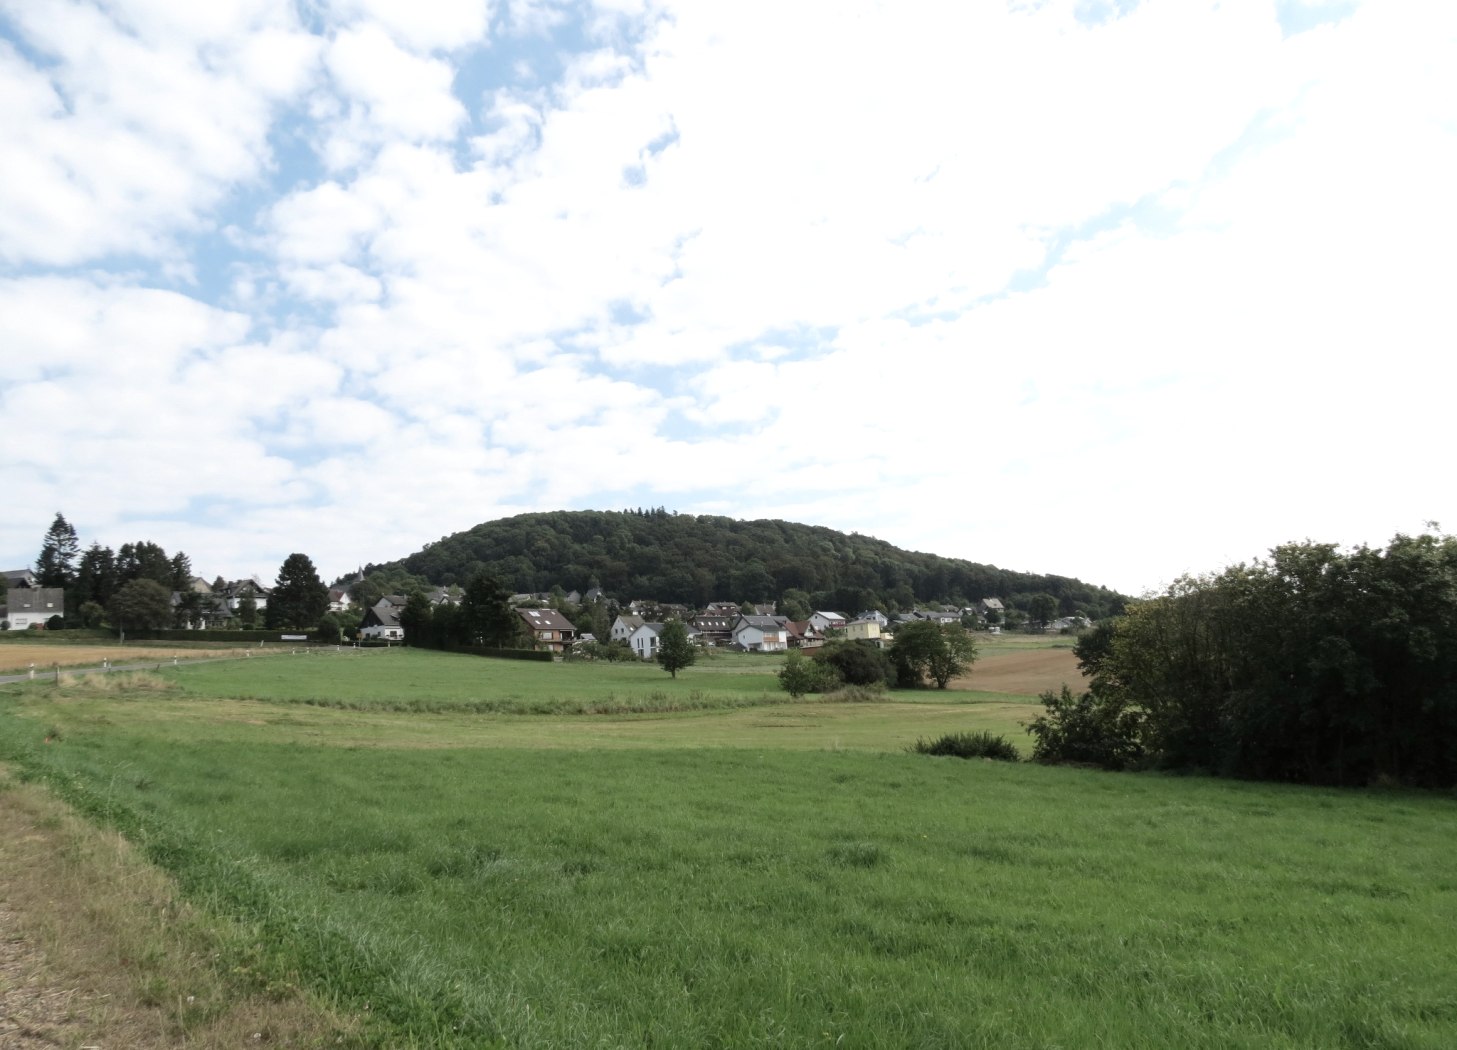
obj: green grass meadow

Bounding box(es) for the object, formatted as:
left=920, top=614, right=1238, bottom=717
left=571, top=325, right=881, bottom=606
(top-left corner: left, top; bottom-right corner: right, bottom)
left=3, top=646, right=1455, bottom=1048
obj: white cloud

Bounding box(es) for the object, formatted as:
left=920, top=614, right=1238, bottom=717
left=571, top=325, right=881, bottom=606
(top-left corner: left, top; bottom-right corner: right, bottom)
left=0, top=0, right=320, bottom=266
left=3, top=0, right=1455, bottom=594
left=318, top=25, right=468, bottom=164
left=323, top=0, right=494, bottom=52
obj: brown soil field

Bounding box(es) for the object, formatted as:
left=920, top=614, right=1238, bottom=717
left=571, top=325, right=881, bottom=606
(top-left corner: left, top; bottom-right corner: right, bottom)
left=0, top=644, right=232, bottom=675
left=955, top=646, right=1082, bottom=695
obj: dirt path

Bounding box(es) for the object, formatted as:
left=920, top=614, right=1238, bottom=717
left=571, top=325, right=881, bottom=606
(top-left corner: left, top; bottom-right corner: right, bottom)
left=0, top=773, right=363, bottom=1048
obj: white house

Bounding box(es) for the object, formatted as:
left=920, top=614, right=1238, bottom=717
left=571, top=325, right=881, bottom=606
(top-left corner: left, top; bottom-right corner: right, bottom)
left=611, top=614, right=644, bottom=644
left=628, top=620, right=700, bottom=660
left=220, top=577, right=270, bottom=612
left=628, top=621, right=666, bottom=660
left=359, top=605, right=403, bottom=641
left=732, top=614, right=788, bottom=652
left=808, top=611, right=849, bottom=633
left=2, top=587, right=64, bottom=630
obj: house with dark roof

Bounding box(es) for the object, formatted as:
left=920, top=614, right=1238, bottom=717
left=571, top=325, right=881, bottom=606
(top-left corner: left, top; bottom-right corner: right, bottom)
left=628, top=620, right=702, bottom=660
left=360, top=604, right=403, bottom=641
left=780, top=618, right=824, bottom=649
left=731, top=614, right=788, bottom=652
left=611, top=614, right=645, bottom=643
left=690, top=612, right=735, bottom=646
left=3, top=569, right=37, bottom=590
left=2, top=587, right=65, bottom=630
left=218, top=578, right=270, bottom=611
left=515, top=608, right=577, bottom=654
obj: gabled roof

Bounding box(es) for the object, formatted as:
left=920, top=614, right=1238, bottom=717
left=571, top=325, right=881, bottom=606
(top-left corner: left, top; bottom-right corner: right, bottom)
left=3, top=569, right=37, bottom=588
left=734, top=614, right=782, bottom=631
left=5, top=587, right=63, bottom=613
left=362, top=606, right=400, bottom=628
left=516, top=608, right=577, bottom=632
left=812, top=610, right=848, bottom=621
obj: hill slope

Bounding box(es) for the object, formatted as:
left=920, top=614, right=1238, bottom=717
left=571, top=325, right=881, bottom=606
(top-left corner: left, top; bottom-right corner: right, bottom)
left=370, top=509, right=1125, bottom=618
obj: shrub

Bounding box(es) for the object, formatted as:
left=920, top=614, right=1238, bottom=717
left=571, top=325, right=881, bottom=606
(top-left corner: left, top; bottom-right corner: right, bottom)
left=908, top=731, right=1020, bottom=761
left=820, top=683, right=886, bottom=703
left=778, top=651, right=840, bottom=697
left=1025, top=684, right=1144, bottom=770
left=814, top=640, right=895, bottom=687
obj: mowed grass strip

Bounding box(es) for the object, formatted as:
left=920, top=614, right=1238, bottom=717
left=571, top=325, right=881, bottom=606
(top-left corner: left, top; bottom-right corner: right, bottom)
left=3, top=686, right=1455, bottom=1049
left=158, top=646, right=794, bottom=713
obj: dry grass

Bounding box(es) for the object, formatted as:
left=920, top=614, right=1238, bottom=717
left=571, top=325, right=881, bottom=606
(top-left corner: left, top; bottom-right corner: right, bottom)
left=0, top=768, right=364, bottom=1048
left=0, top=644, right=232, bottom=675
left=955, top=646, right=1082, bottom=695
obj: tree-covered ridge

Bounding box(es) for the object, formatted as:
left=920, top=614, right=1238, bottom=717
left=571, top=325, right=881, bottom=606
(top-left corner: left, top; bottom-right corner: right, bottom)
left=373, top=509, right=1127, bottom=618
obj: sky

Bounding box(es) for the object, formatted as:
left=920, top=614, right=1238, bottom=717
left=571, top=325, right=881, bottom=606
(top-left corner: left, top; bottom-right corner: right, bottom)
left=2, top=0, right=1454, bottom=598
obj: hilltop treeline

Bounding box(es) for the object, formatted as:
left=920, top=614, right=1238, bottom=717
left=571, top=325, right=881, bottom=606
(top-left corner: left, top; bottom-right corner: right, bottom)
left=371, top=509, right=1126, bottom=617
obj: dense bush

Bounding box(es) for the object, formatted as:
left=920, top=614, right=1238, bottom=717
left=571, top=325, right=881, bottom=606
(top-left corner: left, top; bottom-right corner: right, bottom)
left=452, top=646, right=553, bottom=663
left=1025, top=685, right=1144, bottom=770
left=812, top=640, right=895, bottom=687
left=908, top=731, right=1020, bottom=761
left=778, top=651, right=841, bottom=697
left=1085, top=532, right=1457, bottom=787
left=572, top=640, right=637, bottom=662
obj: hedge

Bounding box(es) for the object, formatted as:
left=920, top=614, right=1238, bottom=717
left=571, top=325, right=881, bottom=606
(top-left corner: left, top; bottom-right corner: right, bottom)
left=449, top=645, right=555, bottom=663
left=117, top=629, right=327, bottom=644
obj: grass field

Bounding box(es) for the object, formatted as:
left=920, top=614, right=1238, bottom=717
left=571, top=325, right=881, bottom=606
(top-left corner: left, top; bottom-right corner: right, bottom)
left=3, top=642, right=1455, bottom=1048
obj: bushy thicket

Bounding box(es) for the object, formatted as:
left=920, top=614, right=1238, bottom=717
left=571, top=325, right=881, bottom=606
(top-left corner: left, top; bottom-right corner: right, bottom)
left=812, top=640, right=896, bottom=687
left=1025, top=685, right=1144, bottom=770
left=778, top=651, right=841, bottom=697
left=1050, top=534, right=1457, bottom=788
left=908, top=731, right=1020, bottom=761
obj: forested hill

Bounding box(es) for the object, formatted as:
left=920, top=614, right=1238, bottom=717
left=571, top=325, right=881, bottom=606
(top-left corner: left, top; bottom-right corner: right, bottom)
left=371, top=509, right=1126, bottom=619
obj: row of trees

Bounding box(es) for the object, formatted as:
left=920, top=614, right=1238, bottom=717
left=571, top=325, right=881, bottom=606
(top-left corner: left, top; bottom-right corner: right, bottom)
left=779, top=622, right=979, bottom=696
left=1031, top=532, right=1457, bottom=788
left=24, top=514, right=332, bottom=635
left=104, top=552, right=331, bottom=635
left=397, top=573, right=519, bottom=650
left=30, top=513, right=197, bottom=629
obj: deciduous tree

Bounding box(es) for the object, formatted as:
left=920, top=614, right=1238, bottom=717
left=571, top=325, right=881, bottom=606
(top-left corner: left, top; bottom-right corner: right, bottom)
left=890, top=620, right=978, bottom=689
left=656, top=619, right=696, bottom=678
left=109, top=578, right=172, bottom=636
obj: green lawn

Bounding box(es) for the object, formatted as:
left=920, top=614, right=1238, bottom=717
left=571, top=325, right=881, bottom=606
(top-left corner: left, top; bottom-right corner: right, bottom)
left=3, top=649, right=1454, bottom=1049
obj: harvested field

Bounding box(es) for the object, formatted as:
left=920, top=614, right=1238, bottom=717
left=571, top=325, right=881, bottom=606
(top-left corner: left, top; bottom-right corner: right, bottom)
left=957, top=646, right=1082, bottom=695
left=0, top=644, right=232, bottom=675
